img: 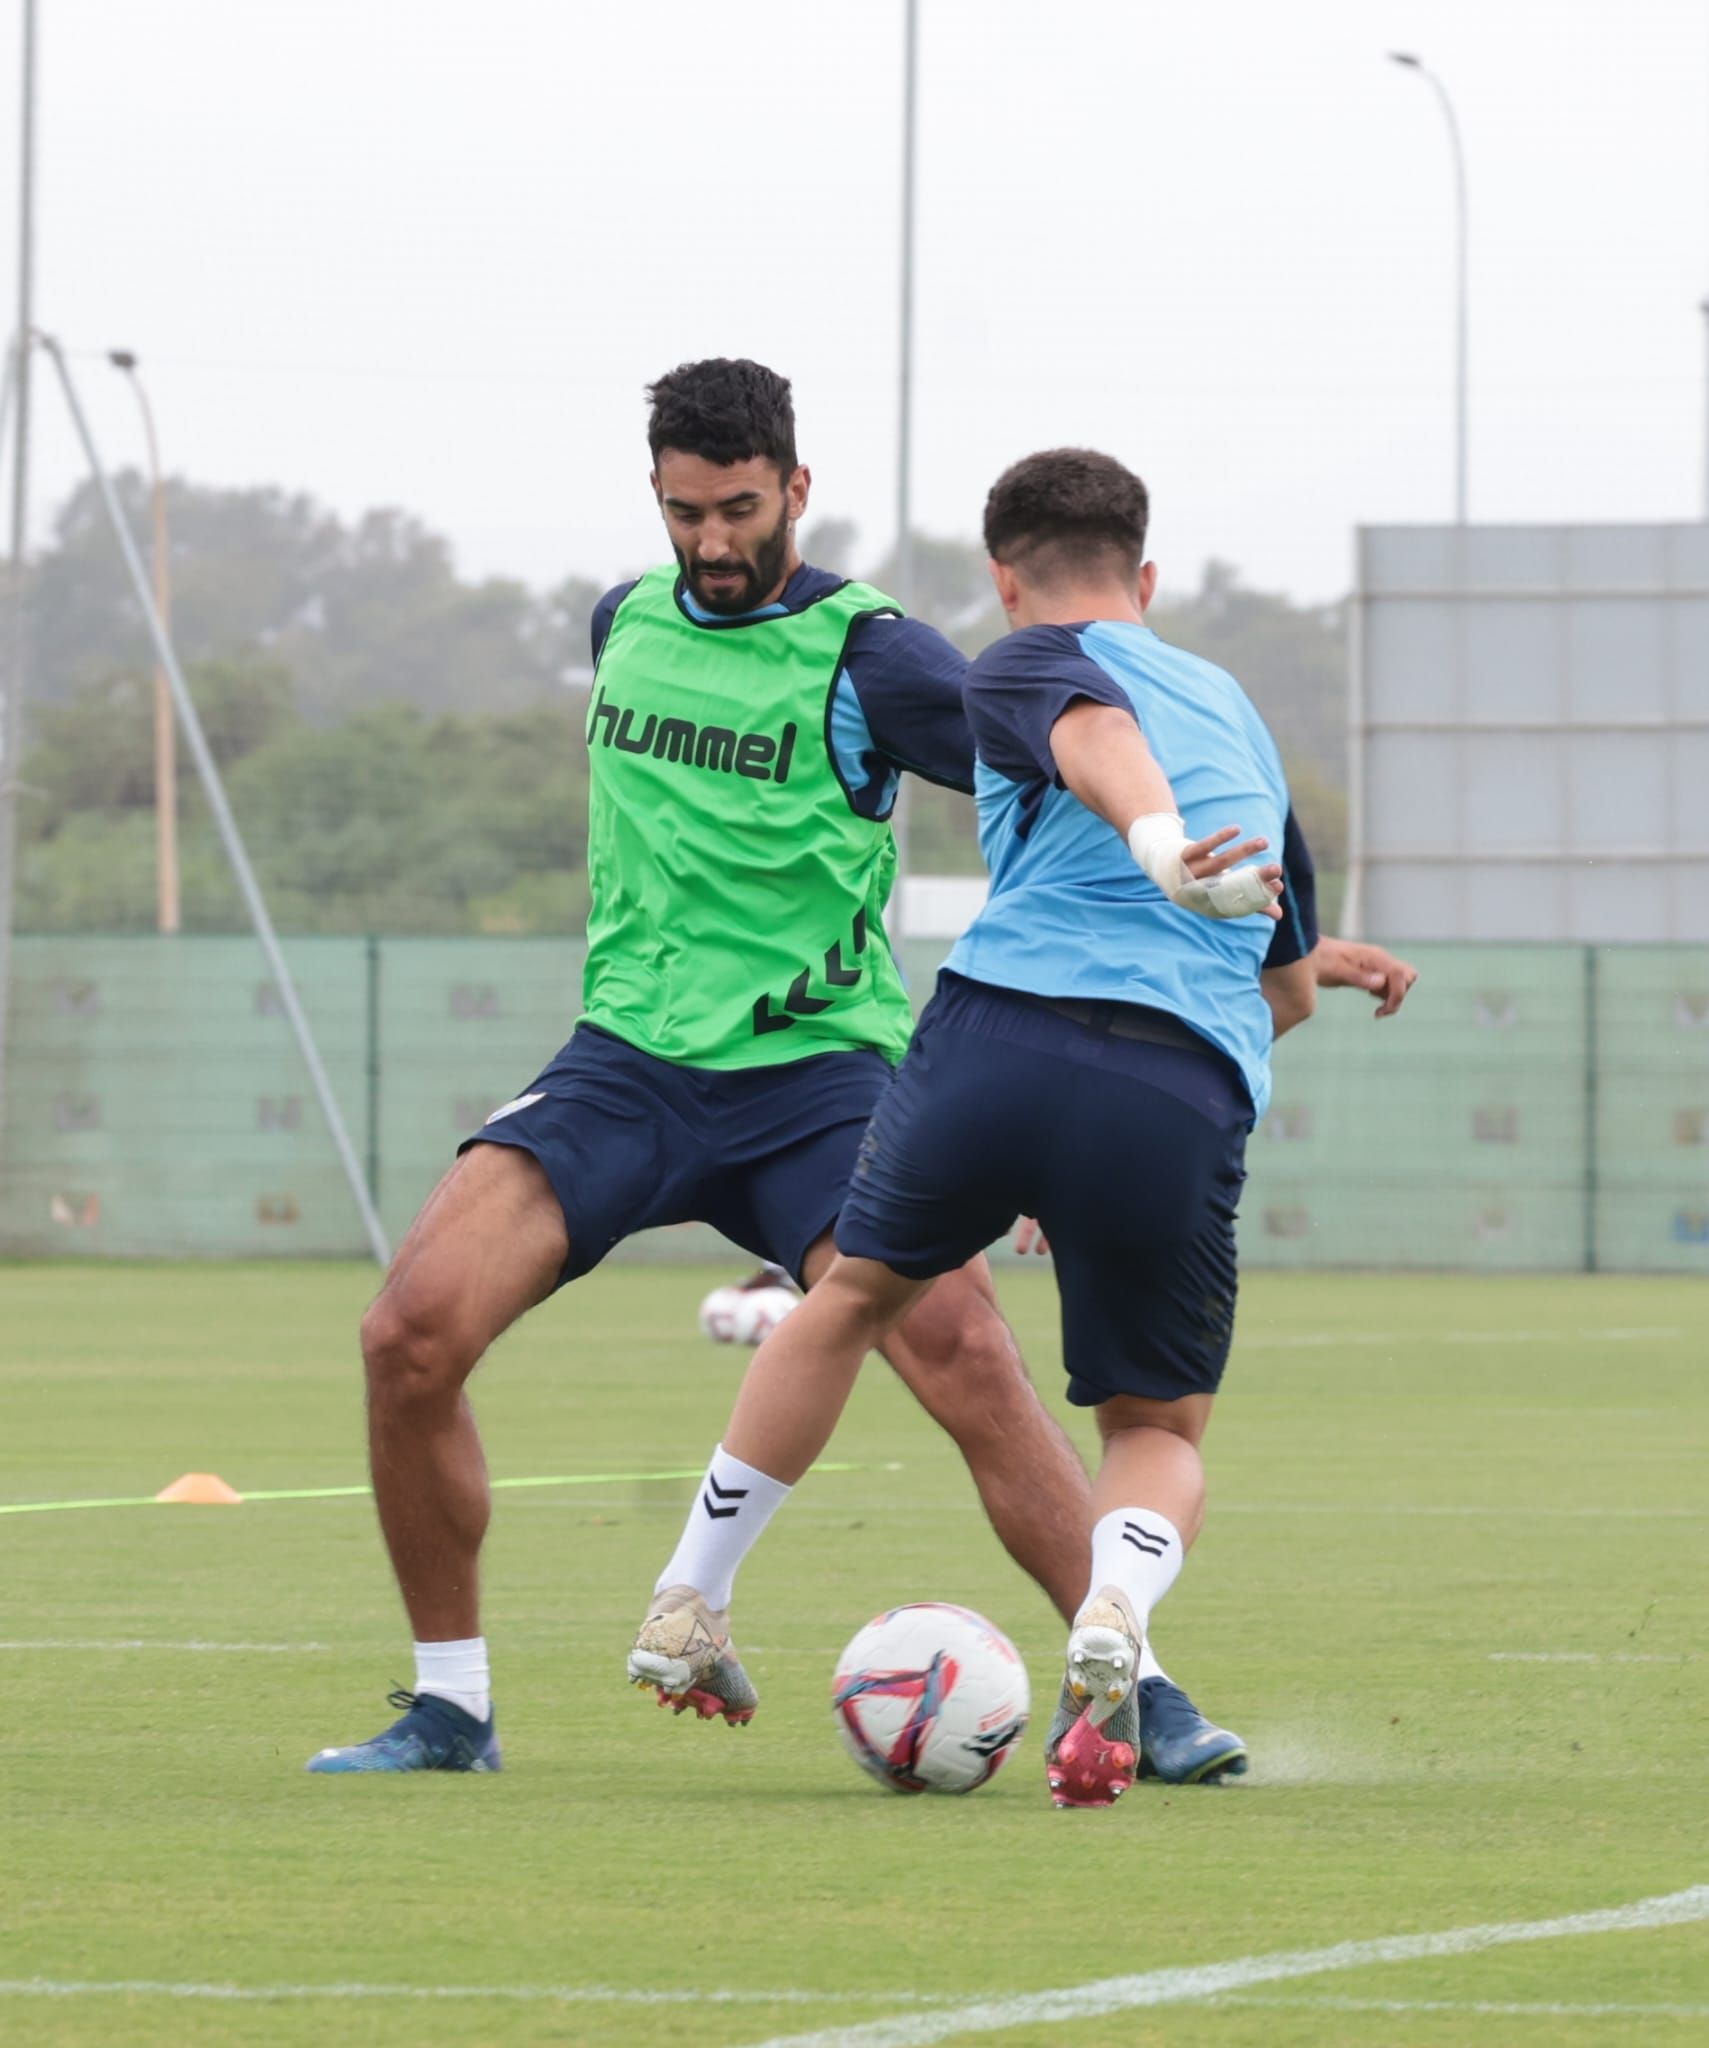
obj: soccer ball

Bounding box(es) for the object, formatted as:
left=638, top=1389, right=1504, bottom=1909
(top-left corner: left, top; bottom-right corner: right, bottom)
left=699, top=1271, right=801, bottom=1346
left=831, top=1602, right=1030, bottom=1795
left=731, top=1286, right=798, bottom=1345
left=697, top=1285, right=745, bottom=1342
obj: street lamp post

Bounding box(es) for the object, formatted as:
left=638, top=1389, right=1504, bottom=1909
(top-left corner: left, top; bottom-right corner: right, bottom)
left=109, top=351, right=179, bottom=934
left=1389, top=52, right=1469, bottom=525
left=896, top=0, right=918, bottom=617
left=890, top=0, right=920, bottom=946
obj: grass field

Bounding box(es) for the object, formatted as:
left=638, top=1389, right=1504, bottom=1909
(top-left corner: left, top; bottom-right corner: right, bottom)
left=3, top=1260, right=1706, bottom=2047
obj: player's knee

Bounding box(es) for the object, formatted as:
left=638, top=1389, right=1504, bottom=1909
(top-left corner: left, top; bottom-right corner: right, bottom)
left=361, top=1291, right=470, bottom=1408
left=1095, top=1394, right=1212, bottom=1449
left=894, top=1299, right=1025, bottom=1431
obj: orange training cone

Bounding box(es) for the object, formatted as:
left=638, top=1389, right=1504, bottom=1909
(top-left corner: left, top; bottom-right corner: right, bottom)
left=154, top=1472, right=244, bottom=1505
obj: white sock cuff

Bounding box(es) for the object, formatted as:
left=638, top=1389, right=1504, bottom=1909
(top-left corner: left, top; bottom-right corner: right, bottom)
left=1086, top=1506, right=1186, bottom=1631
left=413, top=1636, right=491, bottom=1721
left=652, top=1444, right=793, bottom=1609
left=1101, top=1507, right=1183, bottom=1561
left=704, top=1444, right=793, bottom=1507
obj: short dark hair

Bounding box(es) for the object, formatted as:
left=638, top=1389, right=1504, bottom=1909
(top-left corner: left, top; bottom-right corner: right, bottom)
left=645, top=357, right=798, bottom=475
left=982, top=447, right=1149, bottom=586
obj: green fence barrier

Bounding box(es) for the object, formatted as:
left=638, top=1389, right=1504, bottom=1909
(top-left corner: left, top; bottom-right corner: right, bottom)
left=2, top=936, right=1705, bottom=1271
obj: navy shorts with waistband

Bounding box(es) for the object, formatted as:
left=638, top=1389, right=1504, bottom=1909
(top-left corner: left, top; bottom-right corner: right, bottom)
left=459, top=1023, right=893, bottom=1287
left=835, top=971, right=1254, bottom=1406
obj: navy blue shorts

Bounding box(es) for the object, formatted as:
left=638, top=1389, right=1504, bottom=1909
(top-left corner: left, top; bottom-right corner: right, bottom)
left=460, top=1024, right=892, bottom=1286
left=836, top=972, right=1254, bottom=1407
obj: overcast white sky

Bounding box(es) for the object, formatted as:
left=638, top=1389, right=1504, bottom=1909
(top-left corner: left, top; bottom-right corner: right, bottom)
left=1, top=0, right=1705, bottom=608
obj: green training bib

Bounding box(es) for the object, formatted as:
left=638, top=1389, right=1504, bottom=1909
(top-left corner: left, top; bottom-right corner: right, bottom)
left=580, top=564, right=914, bottom=1070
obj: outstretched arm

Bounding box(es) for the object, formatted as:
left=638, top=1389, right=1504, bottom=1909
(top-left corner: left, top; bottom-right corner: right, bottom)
left=1048, top=702, right=1282, bottom=919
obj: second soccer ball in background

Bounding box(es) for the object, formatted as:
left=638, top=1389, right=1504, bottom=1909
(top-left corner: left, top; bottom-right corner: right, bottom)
left=697, top=1280, right=800, bottom=1346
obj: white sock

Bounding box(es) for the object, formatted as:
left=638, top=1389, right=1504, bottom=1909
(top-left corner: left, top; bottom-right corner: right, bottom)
left=1081, top=1507, right=1185, bottom=1636
left=654, top=1444, right=792, bottom=1611
left=1137, top=1639, right=1168, bottom=1683
left=414, top=1636, right=490, bottom=1722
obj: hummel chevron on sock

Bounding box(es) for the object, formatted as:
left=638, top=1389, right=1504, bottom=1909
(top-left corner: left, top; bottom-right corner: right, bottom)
left=1082, top=1506, right=1185, bottom=1636
left=654, top=1444, right=792, bottom=1611
left=414, top=1635, right=491, bottom=1722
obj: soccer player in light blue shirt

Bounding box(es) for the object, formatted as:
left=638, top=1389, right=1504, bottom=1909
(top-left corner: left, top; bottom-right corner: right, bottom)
left=633, top=447, right=1325, bottom=1806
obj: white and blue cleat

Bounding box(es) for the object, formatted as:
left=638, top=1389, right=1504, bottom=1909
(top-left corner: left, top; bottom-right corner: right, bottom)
left=306, top=1689, right=501, bottom=1774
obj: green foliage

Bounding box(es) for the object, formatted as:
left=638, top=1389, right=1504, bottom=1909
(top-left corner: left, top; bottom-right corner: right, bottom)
left=17, top=662, right=587, bottom=936
left=26, top=477, right=578, bottom=722
left=17, top=477, right=1350, bottom=935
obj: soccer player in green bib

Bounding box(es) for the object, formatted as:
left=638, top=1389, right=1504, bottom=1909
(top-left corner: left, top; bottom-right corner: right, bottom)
left=307, top=358, right=1412, bottom=1776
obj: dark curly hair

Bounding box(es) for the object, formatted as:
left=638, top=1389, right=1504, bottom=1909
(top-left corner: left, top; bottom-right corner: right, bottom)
left=982, top=447, right=1149, bottom=585
left=645, top=357, right=798, bottom=475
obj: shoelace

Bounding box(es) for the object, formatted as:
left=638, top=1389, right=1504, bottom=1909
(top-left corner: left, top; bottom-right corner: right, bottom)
left=386, top=1687, right=421, bottom=1713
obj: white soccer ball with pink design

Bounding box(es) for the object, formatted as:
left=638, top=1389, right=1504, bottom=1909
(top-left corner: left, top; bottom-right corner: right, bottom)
left=832, top=1602, right=1030, bottom=1794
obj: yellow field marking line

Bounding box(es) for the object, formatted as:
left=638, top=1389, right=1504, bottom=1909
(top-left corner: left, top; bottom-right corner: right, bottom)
left=0, top=1639, right=329, bottom=1653
left=0, top=1462, right=863, bottom=1518
left=0, top=1981, right=954, bottom=2008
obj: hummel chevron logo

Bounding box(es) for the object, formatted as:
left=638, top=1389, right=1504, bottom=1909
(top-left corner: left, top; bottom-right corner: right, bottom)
left=1121, top=1522, right=1170, bottom=1557
left=753, top=975, right=830, bottom=1034
left=751, top=911, right=871, bottom=1034
left=701, top=1475, right=750, bottom=1521
left=823, top=941, right=861, bottom=989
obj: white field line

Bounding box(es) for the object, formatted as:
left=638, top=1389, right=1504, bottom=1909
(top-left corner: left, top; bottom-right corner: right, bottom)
left=0, top=1982, right=954, bottom=2008
left=0, top=1639, right=328, bottom=1654
left=1489, top=1652, right=1693, bottom=1665
left=1240, top=1326, right=1682, bottom=1351
left=737, top=1884, right=1709, bottom=2048
left=1213, top=1996, right=1709, bottom=2020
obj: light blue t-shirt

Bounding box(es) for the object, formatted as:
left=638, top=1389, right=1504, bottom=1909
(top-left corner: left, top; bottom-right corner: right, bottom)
left=944, top=620, right=1300, bottom=1119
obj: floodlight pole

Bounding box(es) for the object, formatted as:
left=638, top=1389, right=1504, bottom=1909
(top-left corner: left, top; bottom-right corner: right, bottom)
left=39, top=334, right=393, bottom=1267
left=1389, top=52, right=1468, bottom=523
left=890, top=0, right=920, bottom=945
left=896, top=0, right=918, bottom=617
left=0, top=0, right=40, bottom=1163
left=109, top=351, right=181, bottom=934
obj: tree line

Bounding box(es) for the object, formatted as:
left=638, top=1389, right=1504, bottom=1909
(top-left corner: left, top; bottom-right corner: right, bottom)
left=14, top=476, right=1347, bottom=935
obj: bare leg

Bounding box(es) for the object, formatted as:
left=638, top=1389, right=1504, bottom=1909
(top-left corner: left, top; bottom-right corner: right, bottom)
left=798, top=1238, right=1093, bottom=1624
left=724, top=1253, right=926, bottom=1480
left=1092, top=1392, right=1214, bottom=1550
left=361, top=1143, right=567, bottom=1642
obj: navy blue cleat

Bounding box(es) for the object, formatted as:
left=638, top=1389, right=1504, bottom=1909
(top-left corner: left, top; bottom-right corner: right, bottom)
left=1137, top=1675, right=1248, bottom=1784
left=305, top=1689, right=501, bottom=1774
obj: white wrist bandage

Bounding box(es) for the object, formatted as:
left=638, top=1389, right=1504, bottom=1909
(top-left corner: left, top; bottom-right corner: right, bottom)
left=1126, top=811, right=1277, bottom=920
left=1126, top=812, right=1193, bottom=896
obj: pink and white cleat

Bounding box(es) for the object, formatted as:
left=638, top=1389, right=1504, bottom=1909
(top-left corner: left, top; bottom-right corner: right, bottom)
left=1043, top=1590, right=1141, bottom=1809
